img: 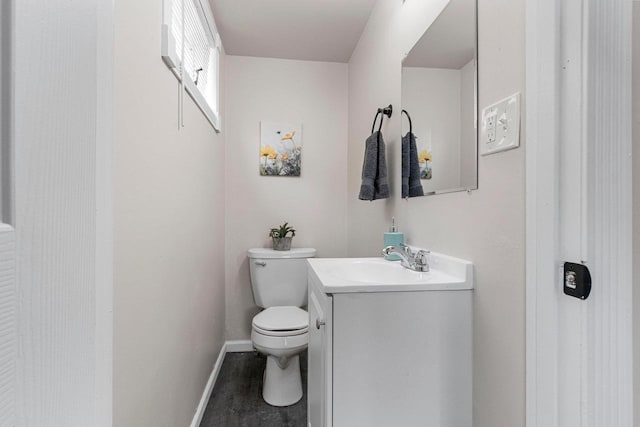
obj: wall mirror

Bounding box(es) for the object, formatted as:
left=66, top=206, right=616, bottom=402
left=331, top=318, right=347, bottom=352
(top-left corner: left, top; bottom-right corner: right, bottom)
left=401, top=0, right=477, bottom=198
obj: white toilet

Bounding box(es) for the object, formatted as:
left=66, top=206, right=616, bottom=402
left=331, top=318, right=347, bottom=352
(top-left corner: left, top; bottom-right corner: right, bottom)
left=248, top=247, right=316, bottom=407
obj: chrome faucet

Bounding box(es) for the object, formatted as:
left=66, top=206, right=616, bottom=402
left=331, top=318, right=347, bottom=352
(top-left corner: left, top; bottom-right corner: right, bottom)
left=382, top=244, right=430, bottom=272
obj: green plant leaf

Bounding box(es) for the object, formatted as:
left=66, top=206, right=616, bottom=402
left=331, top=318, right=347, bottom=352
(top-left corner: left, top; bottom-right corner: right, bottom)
left=270, top=221, right=296, bottom=238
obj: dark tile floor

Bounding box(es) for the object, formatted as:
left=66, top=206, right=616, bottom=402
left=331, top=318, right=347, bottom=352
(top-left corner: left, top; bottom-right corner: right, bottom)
left=199, top=351, right=307, bottom=427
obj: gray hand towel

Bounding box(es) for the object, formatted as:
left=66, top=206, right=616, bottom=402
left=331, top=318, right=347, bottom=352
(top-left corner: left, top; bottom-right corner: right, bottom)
left=375, top=132, right=390, bottom=199
left=359, top=131, right=390, bottom=200
left=402, top=133, right=410, bottom=198
left=402, top=132, right=424, bottom=198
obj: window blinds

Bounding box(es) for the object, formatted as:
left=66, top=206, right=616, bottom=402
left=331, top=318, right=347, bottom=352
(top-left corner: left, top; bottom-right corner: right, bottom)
left=162, top=0, right=220, bottom=129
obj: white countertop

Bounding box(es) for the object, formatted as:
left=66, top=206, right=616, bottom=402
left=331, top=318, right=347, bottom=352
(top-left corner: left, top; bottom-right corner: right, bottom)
left=307, top=252, right=474, bottom=294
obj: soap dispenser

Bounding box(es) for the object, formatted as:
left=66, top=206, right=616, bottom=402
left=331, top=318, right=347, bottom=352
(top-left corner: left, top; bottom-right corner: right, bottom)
left=383, top=217, right=404, bottom=261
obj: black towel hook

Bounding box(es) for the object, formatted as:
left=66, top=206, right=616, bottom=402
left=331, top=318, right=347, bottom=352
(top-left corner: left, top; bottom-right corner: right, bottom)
left=402, top=109, right=413, bottom=135
left=378, top=104, right=393, bottom=118
left=370, top=104, right=393, bottom=134
left=371, top=111, right=382, bottom=134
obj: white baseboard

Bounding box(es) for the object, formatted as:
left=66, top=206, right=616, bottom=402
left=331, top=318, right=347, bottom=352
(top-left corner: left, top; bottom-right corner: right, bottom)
left=190, top=342, right=228, bottom=427
left=226, top=339, right=253, bottom=353
left=189, top=339, right=254, bottom=427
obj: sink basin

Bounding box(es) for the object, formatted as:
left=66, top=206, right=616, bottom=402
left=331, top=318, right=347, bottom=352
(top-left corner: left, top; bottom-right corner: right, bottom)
left=307, top=250, right=473, bottom=293
left=328, top=258, right=430, bottom=284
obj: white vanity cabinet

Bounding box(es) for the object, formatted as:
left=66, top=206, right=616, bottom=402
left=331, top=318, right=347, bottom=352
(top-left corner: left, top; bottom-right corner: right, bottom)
left=307, top=255, right=473, bottom=427
left=308, top=282, right=333, bottom=427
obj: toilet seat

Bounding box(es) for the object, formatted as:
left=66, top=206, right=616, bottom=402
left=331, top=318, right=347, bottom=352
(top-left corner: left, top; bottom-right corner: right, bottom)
left=253, top=324, right=308, bottom=337
left=252, top=306, right=308, bottom=337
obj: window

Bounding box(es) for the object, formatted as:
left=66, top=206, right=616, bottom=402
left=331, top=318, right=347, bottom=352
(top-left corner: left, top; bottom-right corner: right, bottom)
left=162, top=0, right=221, bottom=130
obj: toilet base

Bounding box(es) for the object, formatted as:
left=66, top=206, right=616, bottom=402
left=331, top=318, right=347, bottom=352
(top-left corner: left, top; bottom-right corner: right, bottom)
left=262, top=354, right=302, bottom=407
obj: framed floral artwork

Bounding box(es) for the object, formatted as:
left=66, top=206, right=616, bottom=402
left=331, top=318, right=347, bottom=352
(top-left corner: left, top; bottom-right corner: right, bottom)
left=259, top=121, right=302, bottom=176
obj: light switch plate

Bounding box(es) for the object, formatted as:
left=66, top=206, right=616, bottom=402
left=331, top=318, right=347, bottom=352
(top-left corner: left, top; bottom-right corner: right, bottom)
left=480, top=92, right=521, bottom=156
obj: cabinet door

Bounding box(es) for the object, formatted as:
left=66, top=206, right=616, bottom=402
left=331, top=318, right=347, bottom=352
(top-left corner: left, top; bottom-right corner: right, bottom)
left=308, top=288, right=332, bottom=427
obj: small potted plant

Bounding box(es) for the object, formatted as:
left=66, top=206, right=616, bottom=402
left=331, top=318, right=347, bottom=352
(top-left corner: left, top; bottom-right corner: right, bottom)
left=269, top=222, right=296, bottom=251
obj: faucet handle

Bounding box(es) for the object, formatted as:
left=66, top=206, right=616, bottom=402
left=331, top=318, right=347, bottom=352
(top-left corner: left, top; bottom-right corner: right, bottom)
left=399, top=243, right=414, bottom=256
left=414, top=250, right=430, bottom=271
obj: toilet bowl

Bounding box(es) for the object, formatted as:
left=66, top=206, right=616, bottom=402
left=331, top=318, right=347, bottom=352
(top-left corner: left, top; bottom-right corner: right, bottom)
left=247, top=248, right=316, bottom=407
left=251, top=306, right=308, bottom=406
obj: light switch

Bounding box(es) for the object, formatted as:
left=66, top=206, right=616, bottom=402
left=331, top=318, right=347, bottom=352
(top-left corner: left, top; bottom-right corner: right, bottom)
left=480, top=92, right=521, bottom=156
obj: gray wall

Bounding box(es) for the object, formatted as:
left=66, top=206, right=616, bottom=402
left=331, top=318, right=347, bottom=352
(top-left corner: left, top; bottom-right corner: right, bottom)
left=347, top=0, right=526, bottom=426
left=113, top=0, right=226, bottom=425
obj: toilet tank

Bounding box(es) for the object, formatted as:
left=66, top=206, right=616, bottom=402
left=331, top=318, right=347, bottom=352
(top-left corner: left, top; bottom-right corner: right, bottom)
left=248, top=248, right=316, bottom=308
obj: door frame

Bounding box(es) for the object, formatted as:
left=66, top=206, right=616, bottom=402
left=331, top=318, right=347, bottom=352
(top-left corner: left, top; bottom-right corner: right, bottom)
left=525, top=0, right=634, bottom=426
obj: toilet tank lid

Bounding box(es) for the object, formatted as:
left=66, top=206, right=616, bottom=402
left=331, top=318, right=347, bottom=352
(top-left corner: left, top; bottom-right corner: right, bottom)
left=248, top=248, right=317, bottom=259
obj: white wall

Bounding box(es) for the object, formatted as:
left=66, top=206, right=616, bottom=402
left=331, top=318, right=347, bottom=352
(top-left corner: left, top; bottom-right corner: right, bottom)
left=402, top=67, right=462, bottom=192
left=225, top=56, right=348, bottom=340
left=347, top=1, right=526, bottom=426
left=633, top=2, right=640, bottom=425
left=13, top=0, right=112, bottom=425
left=113, top=0, right=226, bottom=426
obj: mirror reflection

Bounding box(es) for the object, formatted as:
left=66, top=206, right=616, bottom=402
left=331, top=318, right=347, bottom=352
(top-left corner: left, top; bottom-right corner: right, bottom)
left=401, top=0, right=477, bottom=198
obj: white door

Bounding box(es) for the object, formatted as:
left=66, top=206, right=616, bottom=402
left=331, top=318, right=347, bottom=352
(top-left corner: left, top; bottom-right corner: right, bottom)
left=0, top=2, right=16, bottom=426
left=4, top=0, right=114, bottom=425
left=526, top=0, right=634, bottom=426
